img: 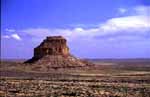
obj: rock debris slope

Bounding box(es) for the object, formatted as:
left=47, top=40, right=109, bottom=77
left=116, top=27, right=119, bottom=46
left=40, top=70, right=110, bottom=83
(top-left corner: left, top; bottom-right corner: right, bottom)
left=25, top=36, right=93, bottom=70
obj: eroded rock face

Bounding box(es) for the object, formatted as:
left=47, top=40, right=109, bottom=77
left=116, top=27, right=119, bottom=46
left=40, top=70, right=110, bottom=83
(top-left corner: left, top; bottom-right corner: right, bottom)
left=25, top=36, right=70, bottom=63
left=34, top=36, right=69, bottom=59
left=25, top=36, right=93, bottom=70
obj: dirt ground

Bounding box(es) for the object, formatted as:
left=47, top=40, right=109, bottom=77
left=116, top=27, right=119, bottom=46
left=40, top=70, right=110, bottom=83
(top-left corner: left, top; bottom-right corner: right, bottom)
left=0, top=59, right=150, bottom=97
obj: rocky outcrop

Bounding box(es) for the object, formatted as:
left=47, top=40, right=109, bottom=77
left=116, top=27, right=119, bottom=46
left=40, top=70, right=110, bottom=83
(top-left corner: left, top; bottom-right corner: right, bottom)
left=25, top=36, right=94, bottom=70
left=34, top=36, right=69, bottom=58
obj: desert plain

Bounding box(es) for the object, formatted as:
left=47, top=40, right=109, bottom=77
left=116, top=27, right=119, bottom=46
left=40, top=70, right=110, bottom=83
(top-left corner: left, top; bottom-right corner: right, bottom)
left=0, top=59, right=150, bottom=97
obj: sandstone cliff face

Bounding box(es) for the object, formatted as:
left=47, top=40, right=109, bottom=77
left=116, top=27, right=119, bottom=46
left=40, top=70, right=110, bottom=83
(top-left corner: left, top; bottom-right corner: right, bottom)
left=25, top=36, right=93, bottom=70
left=34, top=36, right=69, bottom=59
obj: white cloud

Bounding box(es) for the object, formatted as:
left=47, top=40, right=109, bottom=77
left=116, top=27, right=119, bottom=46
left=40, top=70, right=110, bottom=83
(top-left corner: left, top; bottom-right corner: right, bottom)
left=99, top=15, right=150, bottom=33
left=118, top=8, right=127, bottom=14
left=74, top=28, right=84, bottom=32
left=2, top=34, right=22, bottom=41
left=20, top=28, right=70, bottom=39
left=134, top=6, right=150, bottom=15
left=3, top=6, right=149, bottom=42
left=21, top=28, right=51, bottom=37
left=5, top=28, right=16, bottom=32
left=11, top=34, right=22, bottom=41
left=18, top=15, right=149, bottom=41
left=2, top=35, right=10, bottom=39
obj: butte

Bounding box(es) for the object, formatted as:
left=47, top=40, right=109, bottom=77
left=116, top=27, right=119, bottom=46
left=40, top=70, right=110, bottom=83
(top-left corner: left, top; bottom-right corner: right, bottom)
left=25, top=36, right=93, bottom=70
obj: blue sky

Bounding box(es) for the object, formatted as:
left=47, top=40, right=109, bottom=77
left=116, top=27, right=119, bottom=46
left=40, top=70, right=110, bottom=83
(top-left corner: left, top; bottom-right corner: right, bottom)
left=1, top=0, right=150, bottom=59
